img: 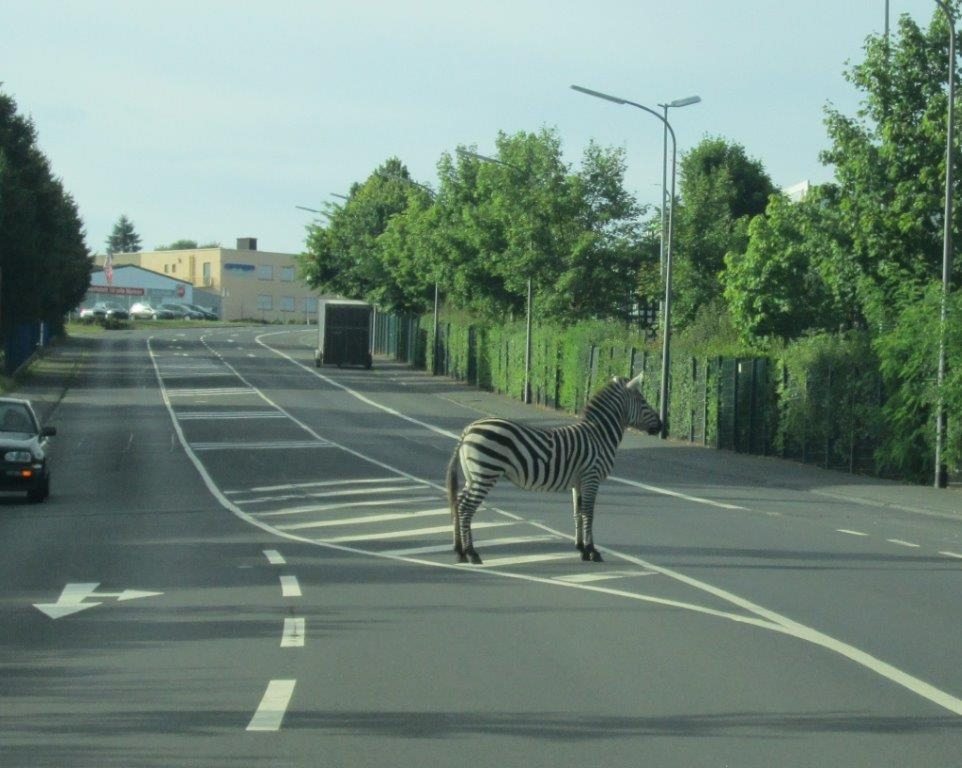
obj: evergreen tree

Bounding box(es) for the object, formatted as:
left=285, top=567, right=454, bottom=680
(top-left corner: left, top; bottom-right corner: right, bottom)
left=106, top=214, right=141, bottom=254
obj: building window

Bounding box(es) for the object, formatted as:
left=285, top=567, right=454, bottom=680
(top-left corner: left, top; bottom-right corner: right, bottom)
left=257, top=294, right=273, bottom=310
left=203, top=262, right=212, bottom=286
left=281, top=266, right=295, bottom=282
left=258, top=265, right=273, bottom=280
left=303, top=296, right=318, bottom=315
left=280, top=296, right=295, bottom=312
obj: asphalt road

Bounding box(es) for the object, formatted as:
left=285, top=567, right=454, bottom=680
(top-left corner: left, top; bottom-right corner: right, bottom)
left=2, top=325, right=961, bottom=767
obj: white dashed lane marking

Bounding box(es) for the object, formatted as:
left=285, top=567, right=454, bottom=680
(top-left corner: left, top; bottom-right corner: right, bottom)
left=247, top=680, right=296, bottom=732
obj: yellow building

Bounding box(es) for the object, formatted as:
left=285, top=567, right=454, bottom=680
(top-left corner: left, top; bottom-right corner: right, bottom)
left=105, top=238, right=319, bottom=322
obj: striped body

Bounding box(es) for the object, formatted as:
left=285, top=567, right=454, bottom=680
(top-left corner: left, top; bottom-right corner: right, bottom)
left=446, top=375, right=661, bottom=564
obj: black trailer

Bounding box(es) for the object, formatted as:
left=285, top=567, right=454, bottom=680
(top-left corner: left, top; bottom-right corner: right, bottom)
left=314, top=299, right=373, bottom=368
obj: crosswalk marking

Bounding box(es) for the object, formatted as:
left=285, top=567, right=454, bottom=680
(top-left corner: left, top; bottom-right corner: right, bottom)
left=178, top=411, right=287, bottom=420
left=239, top=478, right=411, bottom=494
left=238, top=484, right=429, bottom=504
left=477, top=552, right=574, bottom=568
left=166, top=387, right=253, bottom=397
left=382, top=534, right=563, bottom=557
left=318, top=520, right=515, bottom=544
left=255, top=497, right=438, bottom=518
left=554, top=570, right=657, bottom=584
left=191, top=440, right=333, bottom=451
left=276, top=507, right=449, bottom=532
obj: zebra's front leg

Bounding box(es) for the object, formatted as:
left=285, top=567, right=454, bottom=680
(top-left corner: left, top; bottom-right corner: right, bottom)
left=572, top=487, right=586, bottom=556
left=577, top=482, right=603, bottom=562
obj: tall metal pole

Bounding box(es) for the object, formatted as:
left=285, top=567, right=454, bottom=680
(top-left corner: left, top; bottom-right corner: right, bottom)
left=935, top=0, right=956, bottom=487
left=570, top=85, right=699, bottom=437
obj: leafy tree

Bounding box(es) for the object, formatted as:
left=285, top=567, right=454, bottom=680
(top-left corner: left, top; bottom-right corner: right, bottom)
left=106, top=214, right=141, bottom=254
left=722, top=186, right=858, bottom=342
left=157, top=239, right=199, bottom=250
left=672, top=137, right=776, bottom=325
left=821, top=6, right=960, bottom=323
left=299, top=157, right=413, bottom=305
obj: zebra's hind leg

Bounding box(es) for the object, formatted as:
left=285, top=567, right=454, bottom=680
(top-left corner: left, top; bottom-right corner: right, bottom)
left=454, top=481, right=488, bottom=565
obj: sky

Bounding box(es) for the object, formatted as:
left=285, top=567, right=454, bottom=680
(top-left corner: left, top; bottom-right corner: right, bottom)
left=0, top=0, right=944, bottom=256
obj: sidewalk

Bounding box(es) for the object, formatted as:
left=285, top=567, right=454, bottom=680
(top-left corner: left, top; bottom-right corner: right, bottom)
left=391, top=360, right=962, bottom=524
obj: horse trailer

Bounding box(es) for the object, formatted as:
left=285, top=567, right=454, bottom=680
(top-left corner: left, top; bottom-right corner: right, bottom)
left=314, top=299, right=373, bottom=369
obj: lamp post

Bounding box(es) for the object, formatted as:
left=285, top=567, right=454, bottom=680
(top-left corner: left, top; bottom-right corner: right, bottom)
left=571, top=84, right=699, bottom=438
left=659, top=96, right=701, bottom=287
left=457, top=148, right=535, bottom=404
left=935, top=0, right=956, bottom=488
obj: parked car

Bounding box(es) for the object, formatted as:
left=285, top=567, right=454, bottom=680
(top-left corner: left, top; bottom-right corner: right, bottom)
left=89, top=301, right=130, bottom=321
left=183, top=303, right=218, bottom=320
left=156, top=302, right=204, bottom=320
left=0, top=397, right=55, bottom=502
left=78, top=307, right=97, bottom=323
left=129, top=302, right=157, bottom=320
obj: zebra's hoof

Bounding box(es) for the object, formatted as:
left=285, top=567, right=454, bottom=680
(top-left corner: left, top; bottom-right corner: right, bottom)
left=465, top=547, right=483, bottom=565
left=581, top=546, right=603, bottom=562
left=456, top=551, right=468, bottom=564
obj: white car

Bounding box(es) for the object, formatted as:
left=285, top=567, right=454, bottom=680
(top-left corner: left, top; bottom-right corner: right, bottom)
left=129, top=302, right=157, bottom=320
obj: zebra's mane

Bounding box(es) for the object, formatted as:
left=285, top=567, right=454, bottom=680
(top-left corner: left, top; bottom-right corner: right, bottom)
left=582, top=377, right=628, bottom=428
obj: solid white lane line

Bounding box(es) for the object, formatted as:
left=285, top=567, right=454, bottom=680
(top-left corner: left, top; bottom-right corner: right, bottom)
left=319, top=520, right=515, bottom=544
left=610, top=475, right=750, bottom=511
left=247, top=680, right=296, bottom=731
left=276, top=508, right=449, bottom=531
left=263, top=549, right=286, bottom=565
left=887, top=539, right=921, bottom=548
left=280, top=575, right=301, bottom=597
left=281, top=618, right=305, bottom=648
left=837, top=529, right=869, bottom=537
left=939, top=550, right=962, bottom=559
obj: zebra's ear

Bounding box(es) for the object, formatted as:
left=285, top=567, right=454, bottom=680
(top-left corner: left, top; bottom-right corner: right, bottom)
left=626, top=373, right=644, bottom=391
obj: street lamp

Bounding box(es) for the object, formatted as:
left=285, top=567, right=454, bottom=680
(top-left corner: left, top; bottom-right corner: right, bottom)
left=457, top=148, right=536, bottom=404
left=659, top=96, right=701, bottom=287
left=571, top=84, right=700, bottom=438
left=935, top=0, right=956, bottom=488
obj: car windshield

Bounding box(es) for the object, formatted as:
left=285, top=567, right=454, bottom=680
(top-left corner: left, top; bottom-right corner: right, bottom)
left=0, top=404, right=34, bottom=433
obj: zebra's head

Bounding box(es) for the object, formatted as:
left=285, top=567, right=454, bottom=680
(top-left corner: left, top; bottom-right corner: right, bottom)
left=623, top=374, right=662, bottom=435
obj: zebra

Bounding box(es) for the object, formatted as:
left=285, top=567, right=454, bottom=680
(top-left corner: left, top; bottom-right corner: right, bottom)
left=445, top=374, right=662, bottom=564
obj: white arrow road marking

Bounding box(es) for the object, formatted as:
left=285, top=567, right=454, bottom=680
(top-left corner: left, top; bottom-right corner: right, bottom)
left=33, top=583, right=163, bottom=619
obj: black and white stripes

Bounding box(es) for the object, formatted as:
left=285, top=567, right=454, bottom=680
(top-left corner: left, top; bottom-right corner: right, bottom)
left=446, top=374, right=662, bottom=564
